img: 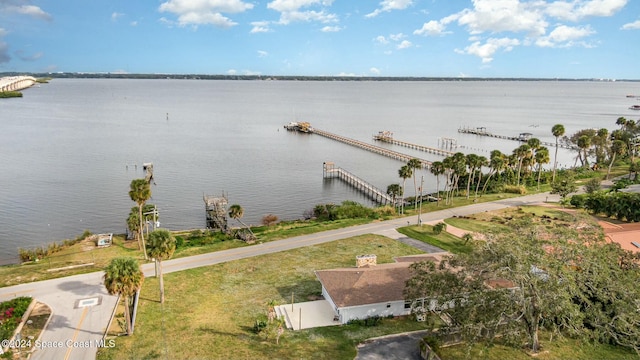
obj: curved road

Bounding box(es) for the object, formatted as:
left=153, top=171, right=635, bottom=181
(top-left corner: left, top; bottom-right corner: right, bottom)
left=0, top=192, right=558, bottom=360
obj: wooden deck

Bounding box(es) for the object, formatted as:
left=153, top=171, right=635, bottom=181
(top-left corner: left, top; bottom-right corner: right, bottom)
left=458, top=127, right=575, bottom=149
left=372, top=132, right=455, bottom=157
left=313, top=128, right=432, bottom=169
left=323, top=162, right=394, bottom=205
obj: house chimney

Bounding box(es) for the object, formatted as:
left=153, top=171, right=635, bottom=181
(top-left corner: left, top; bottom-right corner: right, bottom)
left=356, top=254, right=377, bottom=268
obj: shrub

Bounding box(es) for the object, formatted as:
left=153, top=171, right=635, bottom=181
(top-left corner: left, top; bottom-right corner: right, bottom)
left=347, top=315, right=383, bottom=327
left=433, top=222, right=447, bottom=235
left=502, top=185, right=527, bottom=194
left=584, top=178, right=601, bottom=194
left=175, top=236, right=185, bottom=248
left=261, top=214, right=278, bottom=226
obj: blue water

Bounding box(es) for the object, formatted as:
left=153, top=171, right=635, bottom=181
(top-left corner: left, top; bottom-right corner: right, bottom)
left=0, top=79, right=637, bottom=263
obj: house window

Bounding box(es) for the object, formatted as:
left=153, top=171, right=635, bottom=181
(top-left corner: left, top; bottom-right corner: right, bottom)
left=404, top=300, right=412, bottom=309
left=386, top=303, right=391, bottom=308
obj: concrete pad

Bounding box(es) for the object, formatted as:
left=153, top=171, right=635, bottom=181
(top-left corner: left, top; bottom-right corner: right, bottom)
left=275, top=300, right=340, bottom=330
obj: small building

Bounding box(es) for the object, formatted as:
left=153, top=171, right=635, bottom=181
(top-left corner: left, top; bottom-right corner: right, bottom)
left=314, top=254, right=443, bottom=324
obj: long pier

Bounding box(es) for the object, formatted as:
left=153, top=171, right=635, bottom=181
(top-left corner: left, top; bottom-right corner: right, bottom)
left=372, top=131, right=455, bottom=156
left=313, top=128, right=433, bottom=169
left=323, top=162, right=394, bottom=205
left=458, top=127, right=575, bottom=149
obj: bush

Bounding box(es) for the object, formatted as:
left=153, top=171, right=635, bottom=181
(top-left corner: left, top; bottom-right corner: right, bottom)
left=175, top=236, right=185, bottom=248
left=584, top=178, right=601, bottom=194
left=261, top=214, right=278, bottom=226
left=347, top=315, right=383, bottom=327
left=502, top=185, right=527, bottom=194
left=433, top=222, right=447, bottom=235
left=570, top=194, right=587, bottom=208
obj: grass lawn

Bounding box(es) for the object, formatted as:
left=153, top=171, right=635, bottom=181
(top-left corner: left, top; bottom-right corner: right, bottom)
left=396, top=225, right=474, bottom=254
left=97, top=235, right=428, bottom=360
left=439, top=332, right=637, bottom=360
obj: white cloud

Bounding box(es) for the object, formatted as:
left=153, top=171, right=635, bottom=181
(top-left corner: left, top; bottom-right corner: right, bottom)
left=257, top=50, right=268, bottom=57
left=158, top=0, right=254, bottom=28
left=111, top=12, right=125, bottom=22
left=546, top=0, right=627, bottom=21
left=336, top=72, right=357, bottom=76
left=366, top=0, right=413, bottom=18
left=370, top=67, right=381, bottom=74
left=414, top=20, right=449, bottom=36
left=267, top=0, right=337, bottom=26
left=389, top=33, right=405, bottom=41
left=321, top=25, right=341, bottom=32
left=227, top=69, right=237, bottom=75
left=278, top=10, right=337, bottom=25
left=397, top=40, right=412, bottom=49
left=251, top=21, right=271, bottom=33
left=457, top=37, right=520, bottom=63
left=456, top=0, right=548, bottom=36
left=268, top=0, right=334, bottom=12
left=621, top=20, right=640, bottom=30
left=1, top=3, right=52, bottom=21
left=535, top=25, right=595, bottom=47
left=374, top=35, right=389, bottom=44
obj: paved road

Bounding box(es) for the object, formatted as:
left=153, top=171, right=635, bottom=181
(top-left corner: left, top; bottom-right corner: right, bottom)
left=355, top=330, right=433, bottom=360
left=0, top=192, right=558, bottom=359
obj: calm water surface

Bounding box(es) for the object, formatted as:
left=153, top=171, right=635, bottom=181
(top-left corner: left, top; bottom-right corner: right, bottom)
left=1, top=79, right=638, bottom=263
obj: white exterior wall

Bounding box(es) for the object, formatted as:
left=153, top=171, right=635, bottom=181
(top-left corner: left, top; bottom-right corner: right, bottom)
left=338, top=300, right=410, bottom=324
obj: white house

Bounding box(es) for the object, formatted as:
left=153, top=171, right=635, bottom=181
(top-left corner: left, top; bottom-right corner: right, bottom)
left=314, top=254, right=445, bottom=324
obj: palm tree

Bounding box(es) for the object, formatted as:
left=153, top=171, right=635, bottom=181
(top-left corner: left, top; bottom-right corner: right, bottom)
left=552, top=124, right=565, bottom=183
left=129, top=179, right=152, bottom=259
left=386, top=183, right=402, bottom=211
left=430, top=161, right=445, bottom=206
left=146, top=229, right=176, bottom=304
left=407, top=158, right=422, bottom=209
left=398, top=165, right=412, bottom=214
left=481, top=150, right=506, bottom=195
left=534, top=147, right=550, bottom=190
left=514, top=144, right=531, bottom=186
left=577, top=135, right=591, bottom=167
left=465, top=153, right=479, bottom=199
left=474, top=155, right=487, bottom=199
left=228, top=204, right=254, bottom=234
left=126, top=207, right=140, bottom=242
left=103, top=257, right=144, bottom=336
left=607, top=140, right=626, bottom=180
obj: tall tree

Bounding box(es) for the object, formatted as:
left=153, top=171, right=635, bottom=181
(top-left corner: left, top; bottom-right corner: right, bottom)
left=551, top=124, right=565, bottom=183
left=607, top=139, right=626, bottom=180
left=534, top=147, right=550, bottom=190
left=146, top=229, right=176, bottom=304
left=430, top=161, right=445, bottom=206
left=481, top=150, right=506, bottom=195
left=398, top=165, right=413, bottom=214
left=405, top=214, right=605, bottom=354
left=474, top=155, right=488, bottom=199
left=513, top=144, right=531, bottom=186
left=465, top=153, right=480, bottom=199
left=386, top=183, right=402, bottom=211
left=407, top=158, right=423, bottom=209
left=129, top=179, right=152, bottom=259
left=103, top=257, right=144, bottom=336
left=577, top=134, right=592, bottom=167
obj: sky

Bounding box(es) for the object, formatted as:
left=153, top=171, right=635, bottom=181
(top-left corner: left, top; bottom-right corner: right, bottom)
left=0, top=0, right=639, bottom=78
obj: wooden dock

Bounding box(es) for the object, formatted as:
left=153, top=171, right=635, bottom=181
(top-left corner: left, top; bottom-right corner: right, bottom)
left=313, top=128, right=433, bottom=169
left=458, top=126, right=575, bottom=149
left=372, top=131, right=455, bottom=157
left=323, top=162, right=394, bottom=205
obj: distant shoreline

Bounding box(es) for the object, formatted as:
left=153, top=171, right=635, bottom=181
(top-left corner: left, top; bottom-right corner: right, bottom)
left=1, top=72, right=638, bottom=82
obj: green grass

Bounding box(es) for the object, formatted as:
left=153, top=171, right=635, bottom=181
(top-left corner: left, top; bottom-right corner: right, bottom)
left=439, top=332, right=638, bottom=360
left=396, top=225, right=474, bottom=254
left=97, top=235, right=427, bottom=360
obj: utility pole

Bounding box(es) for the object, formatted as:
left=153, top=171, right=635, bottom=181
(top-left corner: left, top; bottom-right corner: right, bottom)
left=418, top=176, right=424, bottom=226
